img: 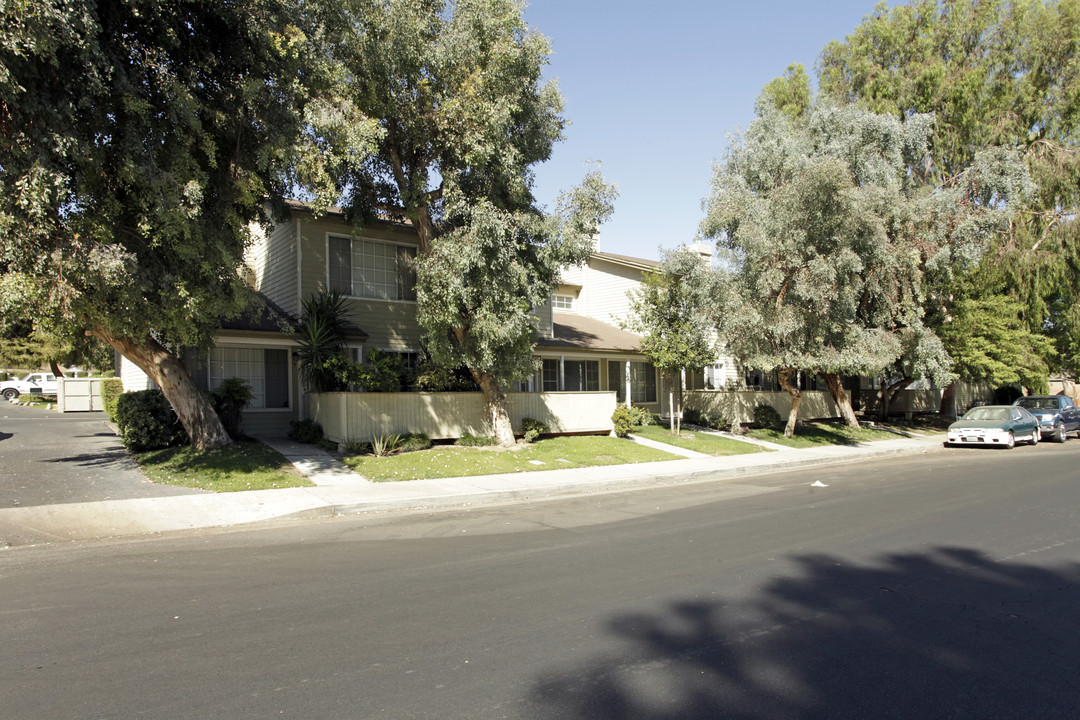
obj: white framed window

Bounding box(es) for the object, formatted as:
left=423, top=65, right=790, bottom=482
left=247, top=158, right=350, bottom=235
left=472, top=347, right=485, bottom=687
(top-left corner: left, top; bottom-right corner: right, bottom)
left=552, top=294, right=574, bottom=310
left=183, top=346, right=290, bottom=410
left=328, top=236, right=417, bottom=301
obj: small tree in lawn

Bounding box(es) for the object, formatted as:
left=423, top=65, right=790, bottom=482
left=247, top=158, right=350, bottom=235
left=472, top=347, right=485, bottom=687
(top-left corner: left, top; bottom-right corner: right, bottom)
left=624, top=247, right=719, bottom=435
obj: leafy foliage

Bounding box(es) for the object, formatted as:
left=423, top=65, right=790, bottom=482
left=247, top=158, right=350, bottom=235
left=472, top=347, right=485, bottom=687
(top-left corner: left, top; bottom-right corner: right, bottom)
left=0, top=0, right=376, bottom=449
left=521, top=417, right=549, bottom=443
left=208, top=378, right=255, bottom=441
left=753, top=404, right=783, bottom=430
left=295, top=291, right=349, bottom=393
left=330, top=349, right=406, bottom=392
left=702, top=99, right=1028, bottom=431
left=612, top=404, right=634, bottom=438
left=456, top=434, right=497, bottom=447
left=817, top=0, right=1080, bottom=376
left=288, top=419, right=325, bottom=444
left=100, top=377, right=124, bottom=422
left=325, top=0, right=616, bottom=445
left=114, top=390, right=189, bottom=452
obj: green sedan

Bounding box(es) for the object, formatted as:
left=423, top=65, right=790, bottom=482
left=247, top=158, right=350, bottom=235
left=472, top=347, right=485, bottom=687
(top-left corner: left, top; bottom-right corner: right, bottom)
left=946, top=405, right=1040, bottom=449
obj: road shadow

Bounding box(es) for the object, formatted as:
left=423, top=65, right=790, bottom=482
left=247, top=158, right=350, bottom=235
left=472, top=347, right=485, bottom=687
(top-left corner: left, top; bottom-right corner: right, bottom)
left=0, top=430, right=11, bottom=443
left=46, top=449, right=135, bottom=469
left=531, top=547, right=1080, bottom=719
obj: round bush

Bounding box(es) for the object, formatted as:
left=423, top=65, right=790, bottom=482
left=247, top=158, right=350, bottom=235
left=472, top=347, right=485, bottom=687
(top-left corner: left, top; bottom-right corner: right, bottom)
left=114, top=389, right=188, bottom=452
left=753, top=403, right=783, bottom=429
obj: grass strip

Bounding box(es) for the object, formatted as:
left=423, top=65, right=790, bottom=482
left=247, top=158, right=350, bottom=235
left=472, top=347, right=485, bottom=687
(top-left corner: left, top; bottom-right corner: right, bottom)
left=632, top=424, right=770, bottom=455
left=343, top=434, right=678, bottom=482
left=136, top=440, right=312, bottom=492
left=745, top=421, right=917, bottom=448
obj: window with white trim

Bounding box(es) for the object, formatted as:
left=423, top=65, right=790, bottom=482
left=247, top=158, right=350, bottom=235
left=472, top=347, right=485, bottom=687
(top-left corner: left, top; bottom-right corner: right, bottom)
left=329, top=236, right=417, bottom=301
left=183, top=346, right=290, bottom=409
left=552, top=294, right=574, bottom=310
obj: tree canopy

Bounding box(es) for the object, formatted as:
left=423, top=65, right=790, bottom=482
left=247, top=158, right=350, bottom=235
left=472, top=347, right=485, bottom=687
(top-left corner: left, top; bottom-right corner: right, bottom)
left=702, top=100, right=1026, bottom=433
left=0, top=0, right=374, bottom=447
left=624, top=245, right=719, bottom=434
left=817, top=0, right=1080, bottom=383
left=326, top=0, right=616, bottom=445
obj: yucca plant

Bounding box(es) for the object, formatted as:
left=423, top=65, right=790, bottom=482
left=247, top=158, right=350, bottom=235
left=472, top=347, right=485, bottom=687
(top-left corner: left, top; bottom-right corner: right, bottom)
left=370, top=432, right=402, bottom=457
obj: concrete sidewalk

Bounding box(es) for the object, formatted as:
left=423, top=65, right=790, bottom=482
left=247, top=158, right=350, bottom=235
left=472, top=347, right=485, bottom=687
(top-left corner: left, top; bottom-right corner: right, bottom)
left=0, top=433, right=946, bottom=547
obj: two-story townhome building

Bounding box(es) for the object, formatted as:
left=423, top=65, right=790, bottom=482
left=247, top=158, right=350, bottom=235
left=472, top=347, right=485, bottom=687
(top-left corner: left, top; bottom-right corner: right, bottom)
left=120, top=201, right=686, bottom=435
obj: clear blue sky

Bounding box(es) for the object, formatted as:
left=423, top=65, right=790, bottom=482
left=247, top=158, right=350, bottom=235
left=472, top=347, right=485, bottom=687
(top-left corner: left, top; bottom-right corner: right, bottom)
left=521, top=0, right=888, bottom=261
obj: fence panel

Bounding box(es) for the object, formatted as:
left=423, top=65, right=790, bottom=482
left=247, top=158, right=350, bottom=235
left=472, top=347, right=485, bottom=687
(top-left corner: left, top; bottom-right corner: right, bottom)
left=310, top=391, right=616, bottom=442
left=57, top=378, right=103, bottom=412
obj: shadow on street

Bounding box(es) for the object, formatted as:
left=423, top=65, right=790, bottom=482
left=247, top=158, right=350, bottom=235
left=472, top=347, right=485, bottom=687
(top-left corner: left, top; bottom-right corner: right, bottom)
left=532, top=547, right=1080, bottom=719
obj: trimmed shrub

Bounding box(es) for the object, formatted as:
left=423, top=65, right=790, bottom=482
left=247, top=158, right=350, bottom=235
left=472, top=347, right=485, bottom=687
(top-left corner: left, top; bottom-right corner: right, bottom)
left=399, top=433, right=432, bottom=452
left=753, top=403, right=783, bottom=429
left=457, top=433, right=496, bottom=446
left=612, top=404, right=634, bottom=437
left=342, top=438, right=370, bottom=455
left=209, top=377, right=253, bottom=440
left=288, top=418, right=324, bottom=444
left=114, top=389, right=188, bottom=452
left=521, top=417, right=549, bottom=443
left=100, top=377, right=124, bottom=422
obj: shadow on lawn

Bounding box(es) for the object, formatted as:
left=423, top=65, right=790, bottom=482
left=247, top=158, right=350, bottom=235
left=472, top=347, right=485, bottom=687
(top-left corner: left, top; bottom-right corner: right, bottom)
left=531, top=547, right=1080, bottom=719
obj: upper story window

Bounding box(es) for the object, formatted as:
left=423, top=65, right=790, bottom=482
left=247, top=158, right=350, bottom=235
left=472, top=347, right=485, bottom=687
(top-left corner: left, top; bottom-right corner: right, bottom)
left=552, top=294, right=574, bottom=310
left=329, top=236, right=417, bottom=301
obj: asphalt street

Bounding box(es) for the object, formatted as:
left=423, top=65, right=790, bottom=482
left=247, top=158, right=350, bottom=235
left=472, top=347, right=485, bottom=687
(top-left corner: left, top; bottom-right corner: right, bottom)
left=0, top=402, right=201, bottom=508
left=2, top=442, right=1077, bottom=719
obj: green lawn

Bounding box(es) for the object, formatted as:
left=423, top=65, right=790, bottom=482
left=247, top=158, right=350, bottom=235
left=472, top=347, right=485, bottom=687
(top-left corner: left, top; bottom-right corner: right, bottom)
left=746, top=421, right=920, bottom=448
left=343, top=434, right=679, bottom=482
left=136, top=440, right=313, bottom=492
left=633, top=424, right=770, bottom=456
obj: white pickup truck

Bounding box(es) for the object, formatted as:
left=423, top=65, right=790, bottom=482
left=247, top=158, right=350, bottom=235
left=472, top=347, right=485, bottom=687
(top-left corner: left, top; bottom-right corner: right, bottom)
left=1, top=372, right=59, bottom=401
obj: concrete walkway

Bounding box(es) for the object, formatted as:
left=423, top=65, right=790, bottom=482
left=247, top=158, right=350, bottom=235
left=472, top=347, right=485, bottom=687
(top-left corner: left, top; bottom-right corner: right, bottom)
left=0, top=432, right=946, bottom=547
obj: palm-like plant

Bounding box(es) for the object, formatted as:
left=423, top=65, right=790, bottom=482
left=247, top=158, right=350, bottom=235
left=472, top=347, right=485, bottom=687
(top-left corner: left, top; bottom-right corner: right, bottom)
left=295, top=291, right=349, bottom=392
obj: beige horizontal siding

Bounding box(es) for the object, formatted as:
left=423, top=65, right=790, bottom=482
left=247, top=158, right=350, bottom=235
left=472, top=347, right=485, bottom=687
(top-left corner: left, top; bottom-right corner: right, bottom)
left=311, top=391, right=617, bottom=442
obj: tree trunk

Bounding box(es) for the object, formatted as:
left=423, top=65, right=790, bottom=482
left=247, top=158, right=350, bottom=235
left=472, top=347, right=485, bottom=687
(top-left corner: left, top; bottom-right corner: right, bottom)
left=668, top=370, right=677, bottom=435
left=49, top=359, right=65, bottom=378
left=777, top=367, right=802, bottom=438
left=882, top=376, right=914, bottom=419
left=822, top=372, right=858, bottom=428
left=940, top=380, right=958, bottom=418
left=97, top=331, right=232, bottom=450
left=471, top=368, right=516, bottom=447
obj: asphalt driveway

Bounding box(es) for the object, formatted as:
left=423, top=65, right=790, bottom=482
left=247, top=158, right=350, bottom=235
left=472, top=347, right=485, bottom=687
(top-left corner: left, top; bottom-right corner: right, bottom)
left=0, top=402, right=202, bottom=509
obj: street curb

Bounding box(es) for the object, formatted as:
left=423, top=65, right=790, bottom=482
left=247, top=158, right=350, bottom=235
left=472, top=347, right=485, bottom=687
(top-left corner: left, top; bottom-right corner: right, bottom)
left=0, top=438, right=944, bottom=547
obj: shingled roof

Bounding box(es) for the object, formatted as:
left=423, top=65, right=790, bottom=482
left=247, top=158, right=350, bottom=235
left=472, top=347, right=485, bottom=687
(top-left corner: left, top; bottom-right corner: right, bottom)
left=537, top=312, right=642, bottom=353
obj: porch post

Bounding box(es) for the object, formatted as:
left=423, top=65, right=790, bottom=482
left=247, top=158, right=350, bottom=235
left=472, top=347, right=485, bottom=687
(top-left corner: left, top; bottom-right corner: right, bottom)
left=625, top=360, right=632, bottom=407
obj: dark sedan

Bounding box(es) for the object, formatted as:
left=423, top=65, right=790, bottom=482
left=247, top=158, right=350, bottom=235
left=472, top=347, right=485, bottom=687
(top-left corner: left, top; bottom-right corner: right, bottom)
left=1013, top=395, right=1080, bottom=443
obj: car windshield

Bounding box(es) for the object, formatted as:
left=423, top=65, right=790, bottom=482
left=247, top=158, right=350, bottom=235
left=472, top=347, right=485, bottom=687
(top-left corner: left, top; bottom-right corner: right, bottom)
left=1015, top=397, right=1055, bottom=409
left=964, top=407, right=1008, bottom=422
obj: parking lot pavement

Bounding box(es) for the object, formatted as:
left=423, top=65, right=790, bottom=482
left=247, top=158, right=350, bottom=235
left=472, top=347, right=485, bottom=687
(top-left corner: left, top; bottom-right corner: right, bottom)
left=0, top=402, right=203, bottom=509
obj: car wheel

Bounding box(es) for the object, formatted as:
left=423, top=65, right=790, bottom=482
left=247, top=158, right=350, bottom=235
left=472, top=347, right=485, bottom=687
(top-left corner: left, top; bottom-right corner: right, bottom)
left=1031, top=427, right=1039, bottom=445
left=1054, top=422, right=1067, bottom=443
left=1005, top=431, right=1015, bottom=449
left=1, top=388, right=17, bottom=401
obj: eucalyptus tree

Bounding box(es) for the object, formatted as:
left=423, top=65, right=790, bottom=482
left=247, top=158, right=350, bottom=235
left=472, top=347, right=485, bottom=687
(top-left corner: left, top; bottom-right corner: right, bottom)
left=623, top=246, right=720, bottom=435
left=0, top=1, right=372, bottom=448
left=702, top=102, right=1026, bottom=435
left=327, top=0, right=616, bottom=446
left=818, top=0, right=1080, bottom=383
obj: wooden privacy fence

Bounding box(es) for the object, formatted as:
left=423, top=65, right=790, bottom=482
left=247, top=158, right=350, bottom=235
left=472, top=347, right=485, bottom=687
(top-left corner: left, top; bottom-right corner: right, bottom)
left=685, top=381, right=996, bottom=424
left=57, top=378, right=104, bottom=412
left=310, top=390, right=617, bottom=442
left=684, top=390, right=840, bottom=426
